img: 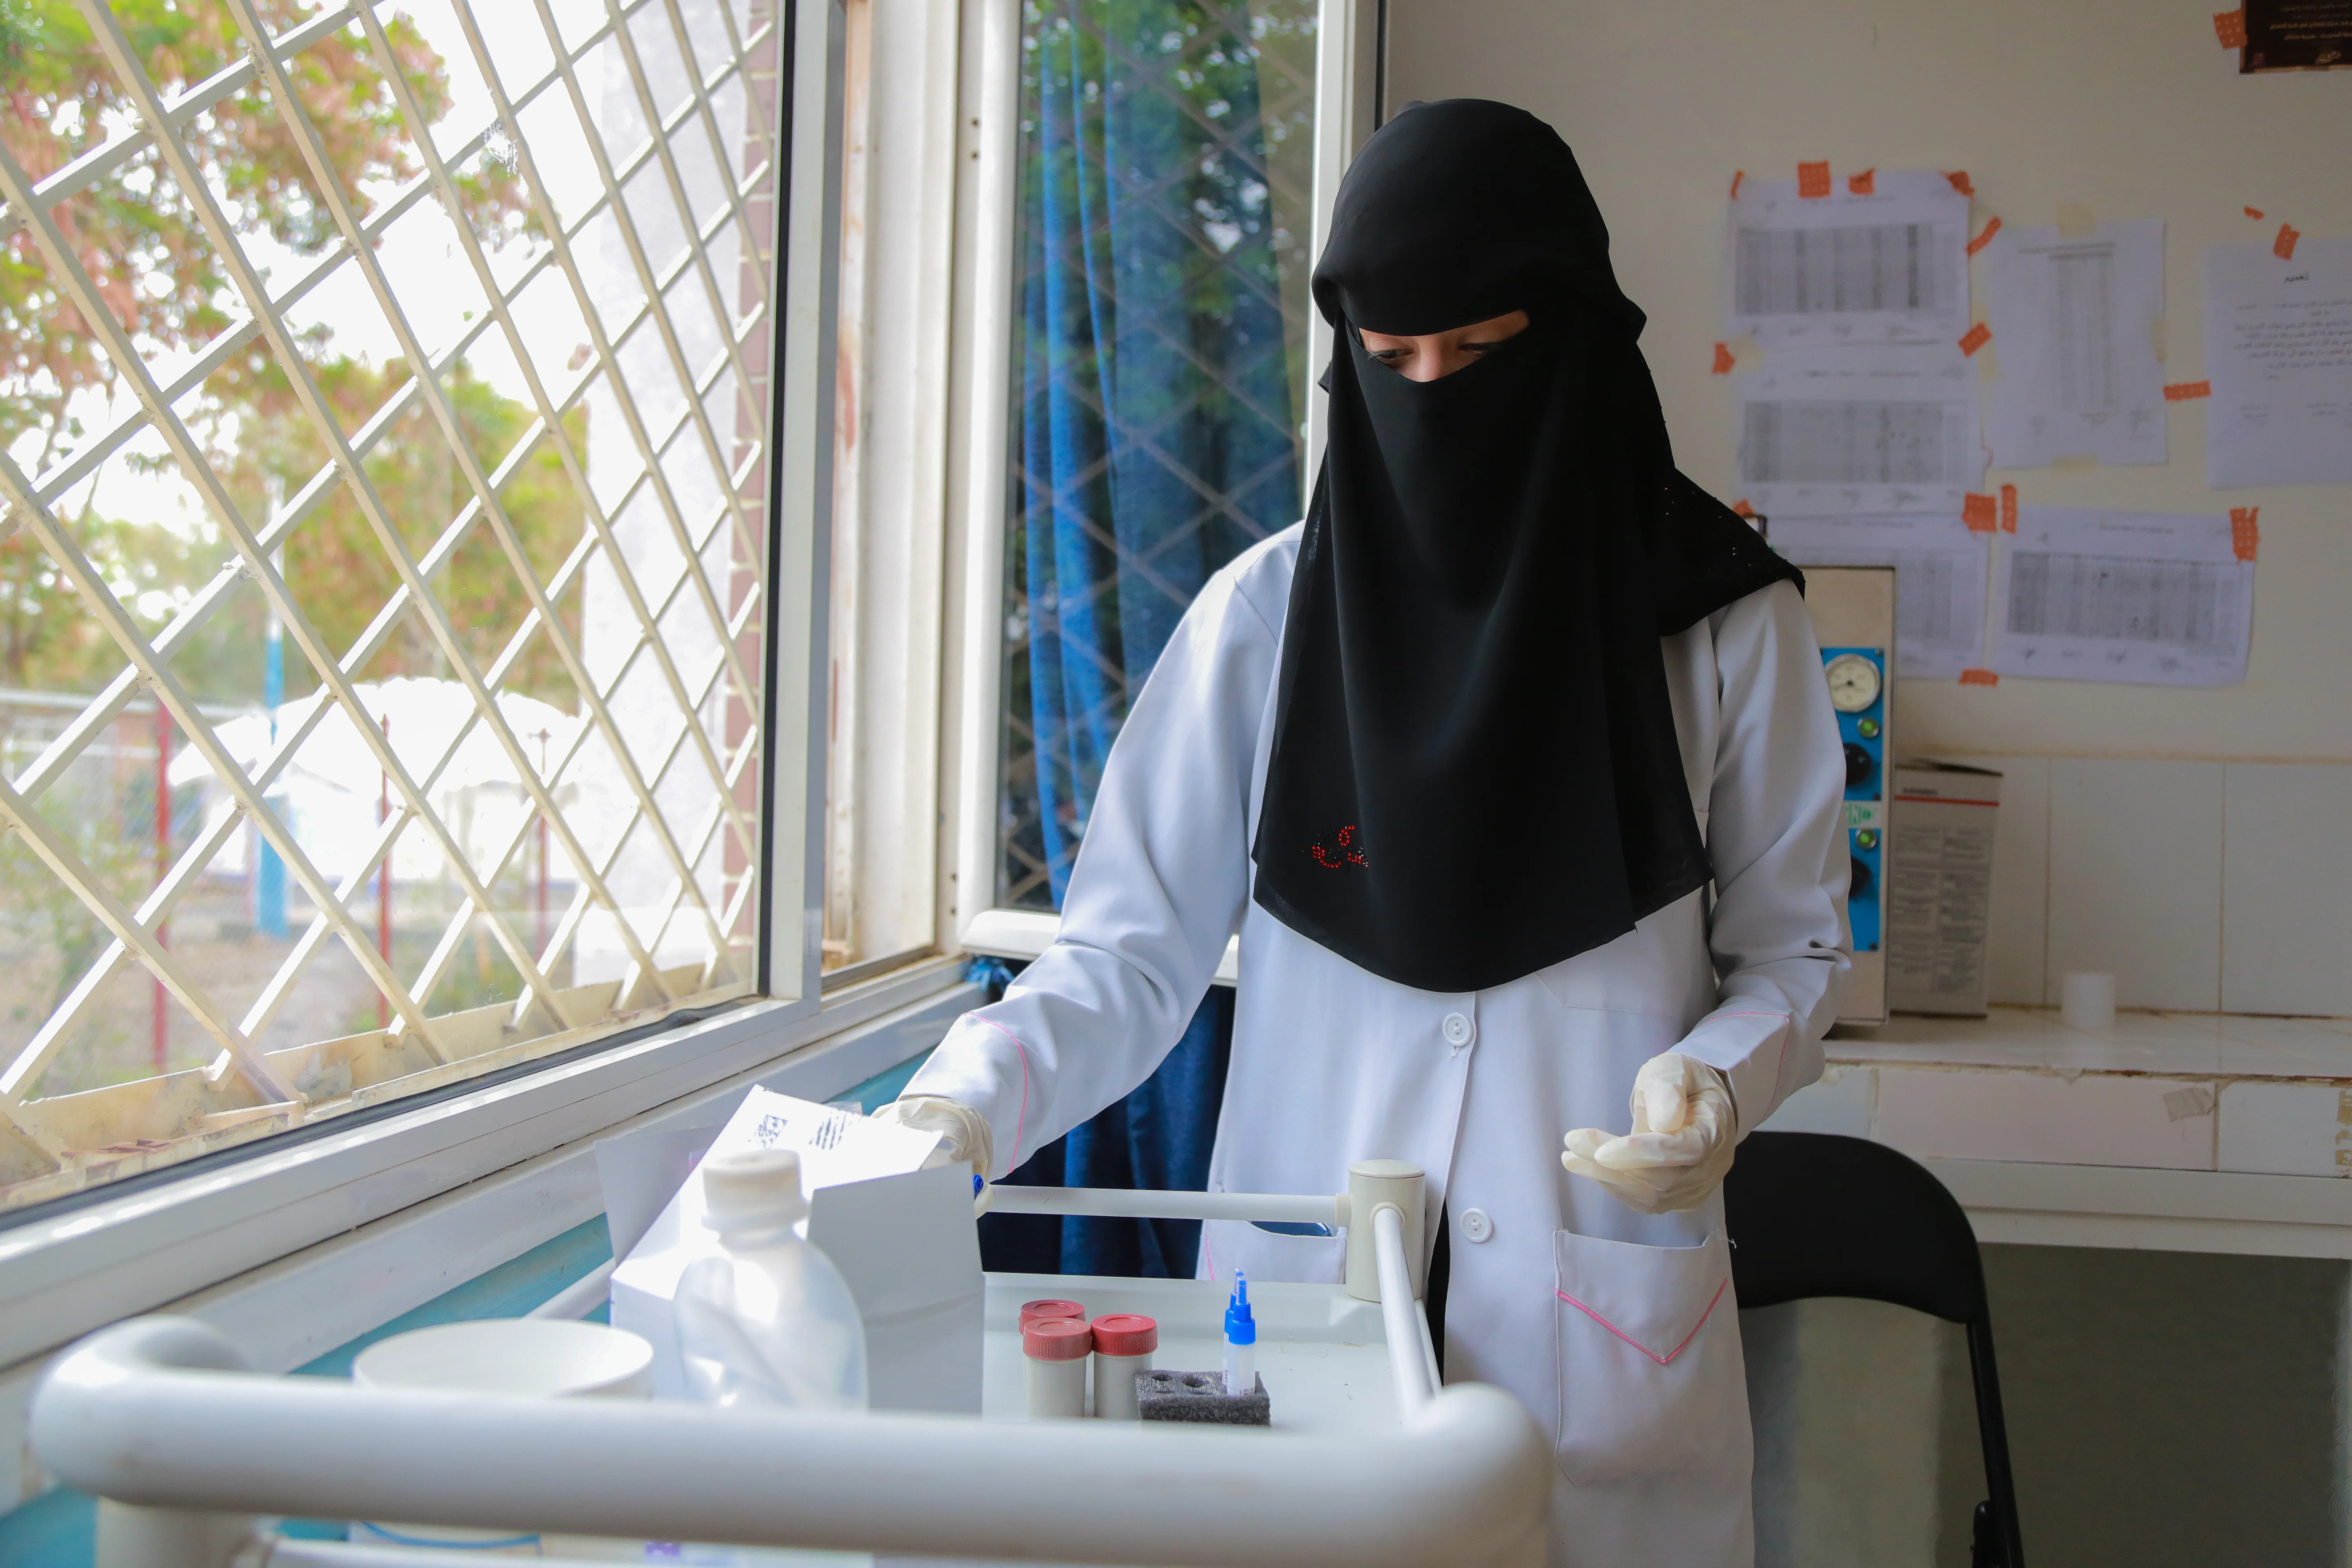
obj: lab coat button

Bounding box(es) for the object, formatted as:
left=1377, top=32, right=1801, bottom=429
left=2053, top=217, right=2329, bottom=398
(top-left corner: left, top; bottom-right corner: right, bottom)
left=1441, top=1011, right=1474, bottom=1047
left=1459, top=1208, right=1494, bottom=1244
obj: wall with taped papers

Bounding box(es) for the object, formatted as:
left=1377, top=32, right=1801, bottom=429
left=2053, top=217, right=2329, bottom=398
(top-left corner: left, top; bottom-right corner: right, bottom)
left=1386, top=0, right=2352, bottom=763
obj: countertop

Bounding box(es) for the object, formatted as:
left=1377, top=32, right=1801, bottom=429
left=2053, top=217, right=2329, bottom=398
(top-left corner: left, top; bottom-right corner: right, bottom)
left=1762, top=1007, right=2352, bottom=1258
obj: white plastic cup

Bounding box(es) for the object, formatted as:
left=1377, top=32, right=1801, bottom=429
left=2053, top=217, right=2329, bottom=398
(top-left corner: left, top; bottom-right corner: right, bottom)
left=351, top=1319, right=653, bottom=1555
left=2062, top=971, right=2116, bottom=1033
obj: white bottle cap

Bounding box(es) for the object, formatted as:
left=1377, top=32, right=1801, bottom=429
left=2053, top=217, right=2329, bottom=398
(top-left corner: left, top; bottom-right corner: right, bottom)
left=701, top=1148, right=809, bottom=1235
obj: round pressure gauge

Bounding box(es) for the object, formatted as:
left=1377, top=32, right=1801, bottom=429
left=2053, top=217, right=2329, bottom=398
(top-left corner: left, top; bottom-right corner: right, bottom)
left=1824, top=653, right=1882, bottom=713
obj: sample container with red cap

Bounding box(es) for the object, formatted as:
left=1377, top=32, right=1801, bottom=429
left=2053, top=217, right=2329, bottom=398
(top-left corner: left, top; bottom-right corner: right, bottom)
left=1019, top=1298, right=1087, bottom=1329
left=1021, top=1316, right=1093, bottom=1419
left=1089, top=1314, right=1158, bottom=1420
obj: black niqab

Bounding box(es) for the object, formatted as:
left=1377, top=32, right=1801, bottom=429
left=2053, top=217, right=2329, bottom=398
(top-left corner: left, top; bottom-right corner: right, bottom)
left=1249, top=99, right=1802, bottom=994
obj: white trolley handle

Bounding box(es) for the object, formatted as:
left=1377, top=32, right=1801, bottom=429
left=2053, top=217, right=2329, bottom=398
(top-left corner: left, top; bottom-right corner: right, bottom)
left=33, top=1316, right=1548, bottom=1568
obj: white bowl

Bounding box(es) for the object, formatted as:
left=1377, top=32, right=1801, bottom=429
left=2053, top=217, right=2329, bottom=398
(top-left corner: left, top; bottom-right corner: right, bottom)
left=350, top=1319, right=654, bottom=1552
left=353, top=1318, right=654, bottom=1401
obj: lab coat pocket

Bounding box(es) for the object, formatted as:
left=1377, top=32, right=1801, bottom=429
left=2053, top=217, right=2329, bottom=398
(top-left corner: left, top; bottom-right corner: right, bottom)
left=1551, top=1227, right=1740, bottom=1485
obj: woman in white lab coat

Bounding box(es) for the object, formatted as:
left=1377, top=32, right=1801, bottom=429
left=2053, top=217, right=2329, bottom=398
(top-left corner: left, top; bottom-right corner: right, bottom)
left=879, top=100, right=1849, bottom=1567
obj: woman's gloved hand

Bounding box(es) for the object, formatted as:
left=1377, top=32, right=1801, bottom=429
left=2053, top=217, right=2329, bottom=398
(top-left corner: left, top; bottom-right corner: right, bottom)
left=1560, top=1052, right=1739, bottom=1214
left=871, top=1096, right=996, bottom=1212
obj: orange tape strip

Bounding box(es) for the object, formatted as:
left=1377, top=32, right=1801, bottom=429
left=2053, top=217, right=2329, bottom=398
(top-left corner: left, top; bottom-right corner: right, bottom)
left=1966, top=216, right=2003, bottom=256
left=1711, top=342, right=1737, bottom=375
left=1732, top=499, right=1756, bottom=519
left=1797, top=161, right=1831, bottom=198
left=1958, top=322, right=1992, bottom=357
left=1963, top=492, right=1998, bottom=531
left=2244, top=205, right=2265, bottom=220
left=2275, top=223, right=2301, bottom=260
left=2230, top=507, right=2259, bottom=562
left=1848, top=169, right=1876, bottom=196
left=2165, top=380, right=2212, bottom=401
left=1730, top=170, right=1745, bottom=200
left=1959, top=669, right=2000, bottom=687
left=1945, top=171, right=1975, bottom=198
left=2000, top=483, right=2019, bottom=533
left=2215, top=8, right=2246, bottom=47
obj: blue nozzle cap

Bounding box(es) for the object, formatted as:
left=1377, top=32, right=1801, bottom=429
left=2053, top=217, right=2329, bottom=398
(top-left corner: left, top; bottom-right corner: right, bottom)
left=973, top=1173, right=984, bottom=1196
left=1223, top=1269, right=1257, bottom=1346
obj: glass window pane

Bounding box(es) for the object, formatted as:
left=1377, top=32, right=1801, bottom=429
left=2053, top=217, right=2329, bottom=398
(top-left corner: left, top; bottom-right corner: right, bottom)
left=996, top=0, right=1320, bottom=911
left=0, top=0, right=787, bottom=1212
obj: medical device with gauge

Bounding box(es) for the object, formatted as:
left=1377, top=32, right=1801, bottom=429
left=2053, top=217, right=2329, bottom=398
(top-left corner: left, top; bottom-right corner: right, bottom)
left=1823, top=652, right=1882, bottom=714
left=1801, top=569, right=1895, bottom=1027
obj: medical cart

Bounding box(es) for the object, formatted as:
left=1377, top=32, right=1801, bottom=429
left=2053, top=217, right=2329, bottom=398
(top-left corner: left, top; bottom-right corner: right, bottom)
left=32, top=1163, right=1547, bottom=1568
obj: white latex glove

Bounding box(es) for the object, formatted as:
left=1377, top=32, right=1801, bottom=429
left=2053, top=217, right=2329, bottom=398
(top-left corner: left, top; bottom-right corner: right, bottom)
left=871, top=1095, right=996, bottom=1213
left=1559, top=1052, right=1739, bottom=1214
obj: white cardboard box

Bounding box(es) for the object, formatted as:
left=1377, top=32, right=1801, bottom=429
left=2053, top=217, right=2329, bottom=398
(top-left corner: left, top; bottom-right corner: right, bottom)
left=604, top=1089, right=984, bottom=1415
left=1889, top=760, right=2002, bottom=1018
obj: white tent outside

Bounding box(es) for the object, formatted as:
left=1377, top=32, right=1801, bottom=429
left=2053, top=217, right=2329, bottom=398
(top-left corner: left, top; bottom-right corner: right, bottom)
left=170, top=678, right=587, bottom=893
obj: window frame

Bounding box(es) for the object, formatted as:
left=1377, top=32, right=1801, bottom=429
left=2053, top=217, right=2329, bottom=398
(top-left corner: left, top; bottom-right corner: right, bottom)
left=941, top=0, right=1385, bottom=974
left=0, top=0, right=978, bottom=1388
left=818, top=0, right=967, bottom=978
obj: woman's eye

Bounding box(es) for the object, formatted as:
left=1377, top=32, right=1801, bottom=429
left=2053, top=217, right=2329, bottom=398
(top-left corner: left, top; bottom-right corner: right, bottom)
left=1371, top=348, right=1406, bottom=364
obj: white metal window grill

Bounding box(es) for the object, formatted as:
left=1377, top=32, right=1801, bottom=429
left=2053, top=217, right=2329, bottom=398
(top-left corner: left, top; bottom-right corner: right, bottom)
left=0, top=0, right=784, bottom=1212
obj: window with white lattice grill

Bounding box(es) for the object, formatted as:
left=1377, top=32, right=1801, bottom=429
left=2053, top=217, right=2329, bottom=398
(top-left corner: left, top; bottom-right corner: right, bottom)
left=0, top=0, right=787, bottom=1210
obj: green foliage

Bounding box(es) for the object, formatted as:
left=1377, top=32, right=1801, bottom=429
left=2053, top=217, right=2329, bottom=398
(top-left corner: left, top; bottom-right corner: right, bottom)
left=2, top=0, right=528, bottom=461
left=204, top=352, right=587, bottom=703
left=0, top=507, right=233, bottom=693
left=0, top=3, right=574, bottom=704
left=0, top=769, right=152, bottom=1019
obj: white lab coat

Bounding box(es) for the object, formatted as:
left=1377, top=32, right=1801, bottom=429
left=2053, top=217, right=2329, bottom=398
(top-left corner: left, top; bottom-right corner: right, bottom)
left=908, top=524, right=1849, bottom=1567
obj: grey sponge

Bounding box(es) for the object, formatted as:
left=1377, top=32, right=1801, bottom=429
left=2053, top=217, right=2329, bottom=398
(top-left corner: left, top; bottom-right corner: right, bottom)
left=1136, top=1369, right=1270, bottom=1425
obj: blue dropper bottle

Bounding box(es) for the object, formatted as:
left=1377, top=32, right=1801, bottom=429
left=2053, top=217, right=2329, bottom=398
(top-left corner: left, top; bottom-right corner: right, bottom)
left=1223, top=1270, right=1257, bottom=1396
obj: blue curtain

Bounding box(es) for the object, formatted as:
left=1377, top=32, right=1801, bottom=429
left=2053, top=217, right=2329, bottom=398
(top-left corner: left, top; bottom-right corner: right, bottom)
left=984, top=0, right=1298, bottom=1280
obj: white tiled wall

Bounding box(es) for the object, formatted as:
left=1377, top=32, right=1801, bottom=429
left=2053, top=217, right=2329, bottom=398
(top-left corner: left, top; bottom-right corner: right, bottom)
left=2048, top=760, right=2227, bottom=1011
left=1958, top=757, right=2351, bottom=1018
left=1981, top=756, right=2049, bottom=1008
left=2222, top=764, right=2352, bottom=1017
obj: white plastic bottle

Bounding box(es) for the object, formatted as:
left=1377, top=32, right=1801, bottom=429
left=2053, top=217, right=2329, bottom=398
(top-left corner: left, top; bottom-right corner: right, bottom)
left=1222, top=1270, right=1257, bottom=1397
left=677, top=1148, right=869, bottom=1412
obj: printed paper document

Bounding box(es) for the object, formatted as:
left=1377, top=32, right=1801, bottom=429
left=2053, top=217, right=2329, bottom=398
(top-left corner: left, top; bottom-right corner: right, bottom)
left=2205, top=238, right=2352, bottom=488
left=1980, top=220, right=2167, bottom=468
left=1735, top=346, right=1983, bottom=517
left=1989, top=506, right=2252, bottom=687
left=1768, top=514, right=1988, bottom=678
left=1724, top=169, right=1972, bottom=348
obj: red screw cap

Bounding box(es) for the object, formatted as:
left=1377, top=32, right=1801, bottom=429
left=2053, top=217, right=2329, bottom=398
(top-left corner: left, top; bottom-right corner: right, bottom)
left=1020, top=1317, right=1094, bottom=1361
left=1089, top=1313, right=1158, bottom=1356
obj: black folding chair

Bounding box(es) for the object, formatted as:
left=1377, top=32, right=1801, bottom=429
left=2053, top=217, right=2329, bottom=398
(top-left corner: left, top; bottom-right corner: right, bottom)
left=1725, top=1131, right=2025, bottom=1568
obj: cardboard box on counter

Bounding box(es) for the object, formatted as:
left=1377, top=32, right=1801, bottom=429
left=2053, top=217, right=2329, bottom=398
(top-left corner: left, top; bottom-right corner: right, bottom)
left=1889, top=760, right=2002, bottom=1018
left=601, top=1087, right=982, bottom=1414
